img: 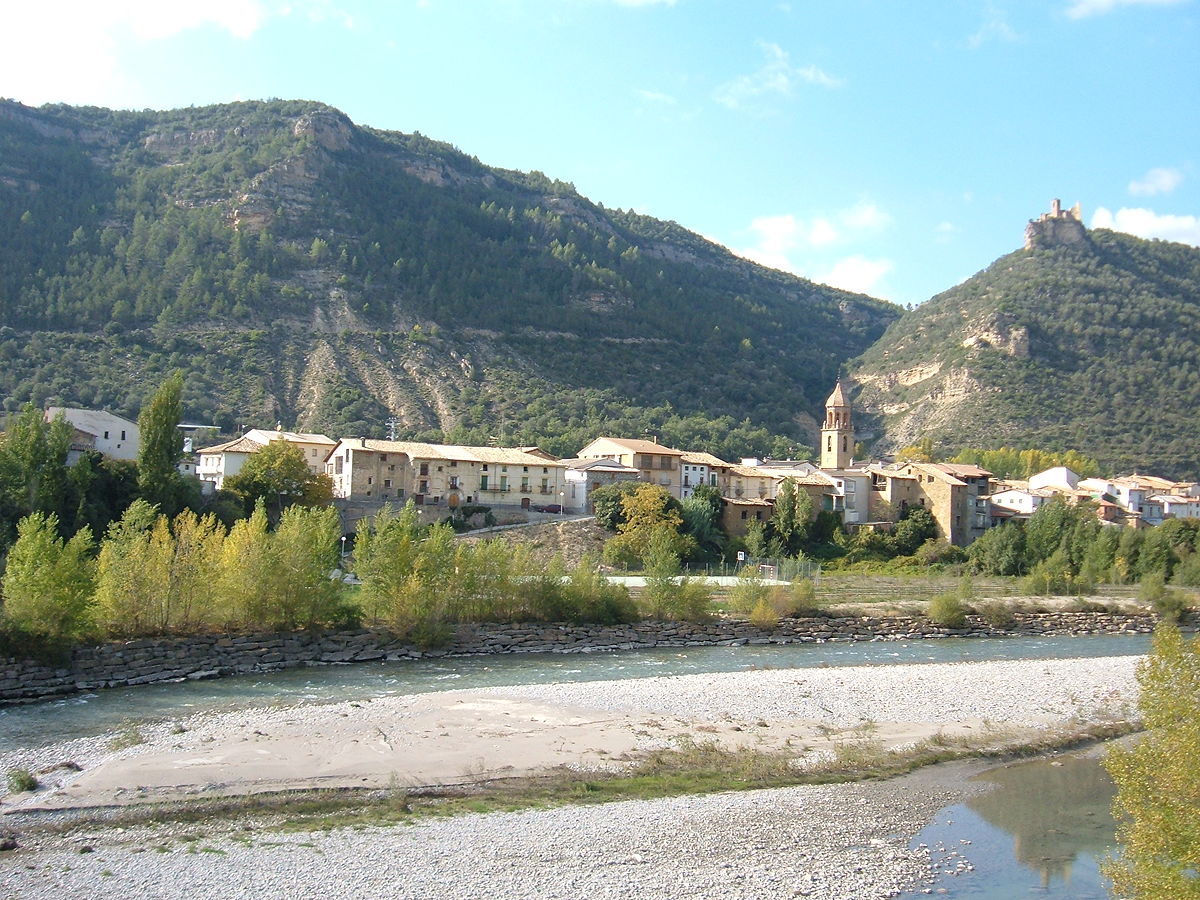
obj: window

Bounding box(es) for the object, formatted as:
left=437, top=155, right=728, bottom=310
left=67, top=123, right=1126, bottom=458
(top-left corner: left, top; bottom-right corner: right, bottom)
left=683, top=475, right=690, bottom=487
left=334, top=456, right=343, bottom=474
left=741, top=511, right=748, bottom=520
left=384, top=479, right=392, bottom=488
left=826, top=436, right=832, bottom=451
left=482, top=464, right=489, bottom=471
left=543, top=467, right=549, bottom=474
left=419, top=480, right=429, bottom=493
left=480, top=475, right=489, bottom=490
left=388, top=464, right=394, bottom=471
left=449, top=476, right=460, bottom=488
left=450, top=460, right=457, bottom=468
left=523, top=466, right=529, bottom=473
left=104, top=431, right=110, bottom=440
left=380, top=454, right=388, bottom=461
left=367, top=477, right=373, bottom=485
left=121, top=430, right=127, bottom=440
left=846, top=481, right=856, bottom=493
left=419, top=463, right=429, bottom=476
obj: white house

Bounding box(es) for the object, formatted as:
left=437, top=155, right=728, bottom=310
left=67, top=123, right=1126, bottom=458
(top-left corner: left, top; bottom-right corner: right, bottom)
left=45, top=407, right=140, bottom=462
left=1028, top=466, right=1080, bottom=492
left=196, top=429, right=335, bottom=491
left=679, top=451, right=728, bottom=499
left=990, top=486, right=1054, bottom=517
left=562, top=457, right=640, bottom=512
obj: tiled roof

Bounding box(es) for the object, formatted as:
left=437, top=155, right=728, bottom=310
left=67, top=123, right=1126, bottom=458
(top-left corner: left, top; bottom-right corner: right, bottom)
left=680, top=451, right=730, bottom=468
left=197, top=436, right=266, bottom=455
left=244, top=428, right=336, bottom=445
left=582, top=437, right=684, bottom=455
left=334, top=439, right=566, bottom=467
left=825, top=380, right=849, bottom=407
left=563, top=457, right=639, bottom=473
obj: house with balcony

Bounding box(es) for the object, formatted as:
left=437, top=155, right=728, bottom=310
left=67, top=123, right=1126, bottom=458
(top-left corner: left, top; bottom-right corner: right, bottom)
left=867, top=462, right=992, bottom=546
left=679, top=451, right=730, bottom=499
left=325, top=439, right=566, bottom=507
left=576, top=437, right=685, bottom=499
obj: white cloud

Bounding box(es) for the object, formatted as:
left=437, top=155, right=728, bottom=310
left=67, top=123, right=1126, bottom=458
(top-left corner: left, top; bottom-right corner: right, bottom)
left=2, top=1, right=273, bottom=105
left=968, top=6, right=1020, bottom=47
left=635, top=89, right=677, bottom=104
left=1128, top=166, right=1184, bottom=196
left=1065, top=0, right=1187, bottom=18
left=817, top=255, right=894, bottom=295
left=713, top=42, right=841, bottom=110
left=840, top=201, right=891, bottom=230
left=1091, top=206, right=1200, bottom=245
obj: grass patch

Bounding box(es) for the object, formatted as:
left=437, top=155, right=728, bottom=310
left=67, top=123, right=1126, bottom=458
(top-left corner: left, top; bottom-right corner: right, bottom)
left=6, top=768, right=39, bottom=793
left=10, top=718, right=1138, bottom=843
left=108, top=725, right=145, bottom=751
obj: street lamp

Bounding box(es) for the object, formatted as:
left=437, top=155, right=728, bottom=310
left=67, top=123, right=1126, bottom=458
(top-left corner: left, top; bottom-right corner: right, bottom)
left=559, top=490, right=565, bottom=516
left=340, top=535, right=347, bottom=567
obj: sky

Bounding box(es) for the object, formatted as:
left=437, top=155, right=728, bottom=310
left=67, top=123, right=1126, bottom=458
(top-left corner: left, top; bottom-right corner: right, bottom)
left=3, top=0, right=1198, bottom=306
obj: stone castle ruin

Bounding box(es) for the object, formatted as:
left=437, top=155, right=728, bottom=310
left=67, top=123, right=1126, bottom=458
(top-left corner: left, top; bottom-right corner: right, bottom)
left=1025, top=198, right=1087, bottom=249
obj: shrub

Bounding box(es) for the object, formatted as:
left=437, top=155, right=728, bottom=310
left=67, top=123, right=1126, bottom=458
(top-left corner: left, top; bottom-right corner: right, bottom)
left=972, top=599, right=1015, bottom=628
left=777, top=578, right=823, bottom=617
left=928, top=592, right=967, bottom=628
left=748, top=598, right=780, bottom=628
left=1140, top=574, right=1188, bottom=623
left=5, top=769, right=38, bottom=793
left=729, top=569, right=770, bottom=615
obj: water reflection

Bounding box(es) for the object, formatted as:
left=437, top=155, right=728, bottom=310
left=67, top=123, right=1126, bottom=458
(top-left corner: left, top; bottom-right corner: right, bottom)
left=905, top=753, right=1118, bottom=898
left=970, top=755, right=1116, bottom=886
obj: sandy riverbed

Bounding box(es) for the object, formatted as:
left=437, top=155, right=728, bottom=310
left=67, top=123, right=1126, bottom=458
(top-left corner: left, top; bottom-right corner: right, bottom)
left=0, top=654, right=1142, bottom=899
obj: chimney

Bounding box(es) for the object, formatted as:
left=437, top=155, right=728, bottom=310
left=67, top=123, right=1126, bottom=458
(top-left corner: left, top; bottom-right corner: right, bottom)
left=360, top=436, right=366, bottom=448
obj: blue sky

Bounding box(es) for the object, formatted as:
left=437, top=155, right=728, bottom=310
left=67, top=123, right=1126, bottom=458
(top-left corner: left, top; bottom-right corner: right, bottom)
left=4, top=0, right=1198, bottom=305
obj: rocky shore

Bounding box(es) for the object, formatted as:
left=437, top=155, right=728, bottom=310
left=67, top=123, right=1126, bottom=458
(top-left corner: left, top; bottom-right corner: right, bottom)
left=0, top=610, right=1156, bottom=705
left=0, top=654, right=1142, bottom=899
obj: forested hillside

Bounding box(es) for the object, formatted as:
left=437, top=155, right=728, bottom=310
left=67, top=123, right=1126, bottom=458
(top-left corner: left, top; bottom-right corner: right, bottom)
left=0, top=99, right=899, bottom=458
left=850, top=227, right=1200, bottom=479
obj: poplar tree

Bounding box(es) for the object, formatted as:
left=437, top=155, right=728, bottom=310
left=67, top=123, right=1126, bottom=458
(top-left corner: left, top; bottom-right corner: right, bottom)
left=137, top=371, right=186, bottom=516
left=1, top=512, right=96, bottom=641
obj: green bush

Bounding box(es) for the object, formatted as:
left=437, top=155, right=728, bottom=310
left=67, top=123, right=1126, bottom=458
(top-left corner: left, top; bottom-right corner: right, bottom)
left=5, top=768, right=38, bottom=793
left=972, top=599, right=1015, bottom=628
left=927, top=592, right=968, bottom=628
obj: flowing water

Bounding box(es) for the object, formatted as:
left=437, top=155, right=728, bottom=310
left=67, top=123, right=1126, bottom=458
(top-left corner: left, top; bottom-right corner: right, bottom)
left=903, top=751, right=1120, bottom=898
left=0, top=632, right=1149, bottom=752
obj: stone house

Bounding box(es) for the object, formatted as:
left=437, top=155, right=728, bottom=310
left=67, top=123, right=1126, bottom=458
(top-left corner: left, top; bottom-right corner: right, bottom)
left=576, top=437, right=685, bottom=499
left=868, top=462, right=992, bottom=547
left=326, top=439, right=566, bottom=507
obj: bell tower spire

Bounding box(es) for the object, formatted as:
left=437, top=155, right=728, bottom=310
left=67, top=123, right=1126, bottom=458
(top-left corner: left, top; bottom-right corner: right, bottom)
left=820, top=380, right=854, bottom=470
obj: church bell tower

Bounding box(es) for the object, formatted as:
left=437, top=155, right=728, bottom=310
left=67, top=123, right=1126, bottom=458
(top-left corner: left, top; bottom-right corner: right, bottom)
left=820, top=380, right=854, bottom=470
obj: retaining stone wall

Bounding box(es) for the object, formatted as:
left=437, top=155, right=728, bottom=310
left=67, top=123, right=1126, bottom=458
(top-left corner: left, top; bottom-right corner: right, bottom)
left=0, top=611, right=1159, bottom=705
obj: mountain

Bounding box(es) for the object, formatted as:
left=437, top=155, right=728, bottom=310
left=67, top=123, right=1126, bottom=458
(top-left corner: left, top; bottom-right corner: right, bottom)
left=849, top=213, right=1200, bottom=480
left=0, top=99, right=899, bottom=459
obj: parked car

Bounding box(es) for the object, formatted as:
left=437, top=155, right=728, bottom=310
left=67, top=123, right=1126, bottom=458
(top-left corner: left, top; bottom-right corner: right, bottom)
left=530, top=503, right=562, bottom=513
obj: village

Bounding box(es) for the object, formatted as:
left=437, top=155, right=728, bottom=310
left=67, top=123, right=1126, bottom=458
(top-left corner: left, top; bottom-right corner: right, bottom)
left=45, top=379, right=1200, bottom=551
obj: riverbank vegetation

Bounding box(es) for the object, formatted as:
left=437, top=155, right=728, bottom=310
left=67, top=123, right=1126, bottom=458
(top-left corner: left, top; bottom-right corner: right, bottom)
left=1105, top=624, right=1200, bottom=899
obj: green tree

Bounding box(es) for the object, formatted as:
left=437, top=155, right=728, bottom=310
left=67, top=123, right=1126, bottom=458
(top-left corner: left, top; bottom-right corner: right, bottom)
left=589, top=481, right=642, bottom=531
left=1, top=512, right=96, bottom=641
left=225, top=439, right=334, bottom=520
left=137, top=371, right=188, bottom=516
left=1104, top=625, right=1200, bottom=899
left=270, top=504, right=343, bottom=629
left=605, top=483, right=691, bottom=568
left=93, top=500, right=167, bottom=636
left=769, top=478, right=812, bottom=557
left=353, top=501, right=424, bottom=624
left=967, top=522, right=1027, bottom=576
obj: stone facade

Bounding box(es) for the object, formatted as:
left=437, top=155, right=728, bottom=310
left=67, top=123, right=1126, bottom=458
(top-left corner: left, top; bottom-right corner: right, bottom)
left=0, top=612, right=1161, bottom=706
